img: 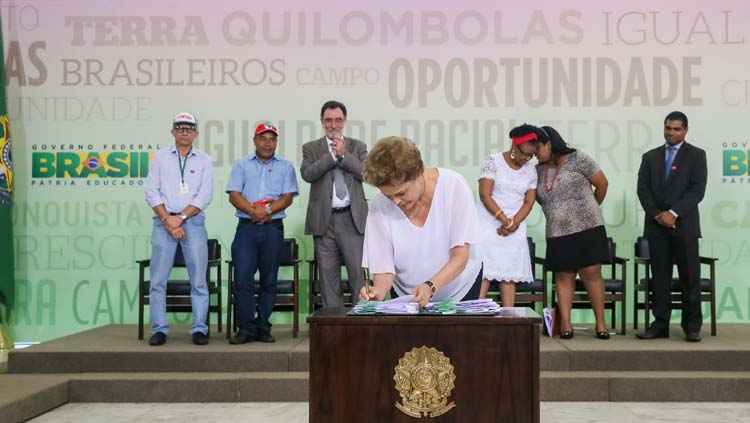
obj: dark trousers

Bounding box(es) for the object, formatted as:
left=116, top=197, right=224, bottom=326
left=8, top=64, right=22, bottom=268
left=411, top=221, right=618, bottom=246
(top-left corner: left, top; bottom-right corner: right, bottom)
left=231, top=219, right=284, bottom=336
left=461, top=266, right=483, bottom=301
left=648, top=234, right=702, bottom=333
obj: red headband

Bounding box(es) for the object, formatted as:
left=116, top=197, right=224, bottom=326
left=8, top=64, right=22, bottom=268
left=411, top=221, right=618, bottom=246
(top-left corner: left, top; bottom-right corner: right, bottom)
left=512, top=132, right=538, bottom=145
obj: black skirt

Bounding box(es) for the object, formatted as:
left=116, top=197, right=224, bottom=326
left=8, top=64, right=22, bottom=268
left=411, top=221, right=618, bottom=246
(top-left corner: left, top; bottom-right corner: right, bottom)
left=545, top=225, right=609, bottom=272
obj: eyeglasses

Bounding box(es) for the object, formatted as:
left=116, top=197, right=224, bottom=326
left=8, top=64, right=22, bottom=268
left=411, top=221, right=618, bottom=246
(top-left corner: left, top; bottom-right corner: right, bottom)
left=174, top=126, right=196, bottom=133
left=323, top=118, right=345, bottom=125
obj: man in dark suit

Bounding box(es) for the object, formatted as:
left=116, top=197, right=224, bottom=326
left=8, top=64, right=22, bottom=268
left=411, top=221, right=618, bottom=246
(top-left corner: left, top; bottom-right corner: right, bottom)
left=636, top=111, right=707, bottom=342
left=301, top=101, right=368, bottom=309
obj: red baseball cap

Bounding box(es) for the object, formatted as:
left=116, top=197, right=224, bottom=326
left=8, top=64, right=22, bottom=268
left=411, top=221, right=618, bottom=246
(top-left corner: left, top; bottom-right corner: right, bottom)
left=255, top=123, right=279, bottom=136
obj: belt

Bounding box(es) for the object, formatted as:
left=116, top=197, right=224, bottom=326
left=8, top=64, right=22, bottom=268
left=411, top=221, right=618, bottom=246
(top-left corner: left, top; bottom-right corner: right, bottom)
left=238, top=217, right=283, bottom=227
left=332, top=206, right=350, bottom=213
left=169, top=212, right=181, bottom=216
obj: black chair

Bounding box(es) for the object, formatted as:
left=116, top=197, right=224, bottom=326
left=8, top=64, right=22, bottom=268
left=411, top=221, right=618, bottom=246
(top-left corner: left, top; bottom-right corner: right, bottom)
left=307, top=258, right=355, bottom=312
left=226, top=238, right=300, bottom=338
left=485, top=237, right=549, bottom=311
left=551, top=237, right=628, bottom=335
left=633, top=236, right=718, bottom=336
left=137, top=239, right=222, bottom=340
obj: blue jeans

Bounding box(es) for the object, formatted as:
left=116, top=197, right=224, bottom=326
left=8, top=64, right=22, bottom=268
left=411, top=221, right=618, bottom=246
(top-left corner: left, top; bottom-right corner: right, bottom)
left=231, top=219, right=284, bottom=336
left=149, top=214, right=209, bottom=335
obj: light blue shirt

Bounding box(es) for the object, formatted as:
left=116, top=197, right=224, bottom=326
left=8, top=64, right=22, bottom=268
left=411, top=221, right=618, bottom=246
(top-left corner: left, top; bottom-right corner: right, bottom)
left=664, top=141, right=684, bottom=158
left=145, top=145, right=213, bottom=215
left=225, top=154, right=299, bottom=219
left=664, top=141, right=684, bottom=217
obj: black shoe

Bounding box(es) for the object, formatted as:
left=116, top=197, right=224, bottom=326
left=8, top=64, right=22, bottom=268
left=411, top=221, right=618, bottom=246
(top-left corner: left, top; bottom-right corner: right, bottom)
left=636, top=327, right=669, bottom=340
left=255, top=333, right=276, bottom=343
left=229, top=331, right=254, bottom=345
left=192, top=332, right=209, bottom=345
left=560, top=329, right=574, bottom=339
left=149, top=332, right=167, bottom=346
left=685, top=332, right=702, bottom=342
left=596, top=330, right=611, bottom=340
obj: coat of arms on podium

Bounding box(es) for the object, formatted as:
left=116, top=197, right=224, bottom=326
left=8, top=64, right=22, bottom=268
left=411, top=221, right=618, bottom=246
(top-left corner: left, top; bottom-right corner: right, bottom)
left=393, top=346, right=456, bottom=418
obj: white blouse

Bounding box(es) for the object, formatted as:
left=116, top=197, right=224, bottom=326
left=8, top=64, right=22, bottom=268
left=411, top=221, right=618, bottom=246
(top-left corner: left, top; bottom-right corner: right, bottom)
left=362, top=168, right=483, bottom=301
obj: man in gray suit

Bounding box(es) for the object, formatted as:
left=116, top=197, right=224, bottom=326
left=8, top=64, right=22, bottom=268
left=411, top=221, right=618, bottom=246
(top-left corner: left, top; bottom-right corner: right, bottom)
left=301, top=101, right=367, bottom=309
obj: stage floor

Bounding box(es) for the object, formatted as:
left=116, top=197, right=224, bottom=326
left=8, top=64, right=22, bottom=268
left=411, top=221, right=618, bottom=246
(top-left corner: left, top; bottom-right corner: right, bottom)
left=7, top=323, right=750, bottom=373
left=30, top=402, right=750, bottom=423
left=3, top=323, right=750, bottom=422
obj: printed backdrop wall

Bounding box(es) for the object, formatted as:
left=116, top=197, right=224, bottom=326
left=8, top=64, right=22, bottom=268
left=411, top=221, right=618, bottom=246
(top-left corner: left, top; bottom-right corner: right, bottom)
left=3, top=0, right=750, bottom=342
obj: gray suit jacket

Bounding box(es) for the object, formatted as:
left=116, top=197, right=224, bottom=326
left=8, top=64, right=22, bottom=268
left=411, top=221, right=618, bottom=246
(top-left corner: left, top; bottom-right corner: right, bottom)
left=300, top=137, right=368, bottom=236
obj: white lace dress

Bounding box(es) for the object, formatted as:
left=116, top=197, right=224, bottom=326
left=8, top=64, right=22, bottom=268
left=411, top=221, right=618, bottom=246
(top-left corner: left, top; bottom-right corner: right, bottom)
left=476, top=152, right=537, bottom=283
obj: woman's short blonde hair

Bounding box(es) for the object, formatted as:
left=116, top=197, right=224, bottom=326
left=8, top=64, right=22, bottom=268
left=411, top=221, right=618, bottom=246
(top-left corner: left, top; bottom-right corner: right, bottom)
left=363, top=136, right=424, bottom=187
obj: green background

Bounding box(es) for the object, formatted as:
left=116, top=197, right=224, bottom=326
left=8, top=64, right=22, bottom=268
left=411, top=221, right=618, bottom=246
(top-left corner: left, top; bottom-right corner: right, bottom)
left=3, top=1, right=749, bottom=343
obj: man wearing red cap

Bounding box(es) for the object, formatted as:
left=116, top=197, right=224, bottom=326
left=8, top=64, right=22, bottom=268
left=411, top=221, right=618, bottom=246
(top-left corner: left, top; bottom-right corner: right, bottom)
left=226, top=122, right=298, bottom=344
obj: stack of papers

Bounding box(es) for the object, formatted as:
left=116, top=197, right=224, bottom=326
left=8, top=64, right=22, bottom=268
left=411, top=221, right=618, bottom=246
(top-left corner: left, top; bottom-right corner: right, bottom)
left=457, top=299, right=503, bottom=314
left=351, top=295, right=419, bottom=314
left=424, top=299, right=502, bottom=315
left=350, top=297, right=501, bottom=315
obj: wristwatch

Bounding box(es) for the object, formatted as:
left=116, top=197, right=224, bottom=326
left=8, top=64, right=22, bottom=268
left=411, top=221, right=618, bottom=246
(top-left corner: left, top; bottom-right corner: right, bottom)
left=424, top=280, right=437, bottom=296
left=265, top=204, right=273, bottom=215
left=179, top=213, right=188, bottom=222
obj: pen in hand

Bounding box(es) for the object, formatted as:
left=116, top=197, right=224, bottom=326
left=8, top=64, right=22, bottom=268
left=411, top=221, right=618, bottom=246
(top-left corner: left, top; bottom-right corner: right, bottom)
left=362, top=268, right=375, bottom=301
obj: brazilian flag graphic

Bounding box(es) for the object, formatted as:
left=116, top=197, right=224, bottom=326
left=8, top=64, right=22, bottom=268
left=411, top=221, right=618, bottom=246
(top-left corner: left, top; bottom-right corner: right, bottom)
left=0, top=18, right=15, bottom=347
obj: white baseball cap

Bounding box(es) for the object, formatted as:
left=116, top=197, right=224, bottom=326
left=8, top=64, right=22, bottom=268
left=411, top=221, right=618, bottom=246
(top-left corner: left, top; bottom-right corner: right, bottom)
left=173, top=112, right=198, bottom=128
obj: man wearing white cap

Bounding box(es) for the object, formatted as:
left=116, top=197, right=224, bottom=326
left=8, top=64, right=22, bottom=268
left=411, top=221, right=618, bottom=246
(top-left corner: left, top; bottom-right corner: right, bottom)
left=144, top=112, right=213, bottom=346
left=226, top=122, right=298, bottom=344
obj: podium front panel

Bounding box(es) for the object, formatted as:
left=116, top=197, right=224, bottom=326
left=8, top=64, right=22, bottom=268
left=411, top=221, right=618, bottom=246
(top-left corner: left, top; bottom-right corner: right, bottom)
left=308, top=308, right=541, bottom=423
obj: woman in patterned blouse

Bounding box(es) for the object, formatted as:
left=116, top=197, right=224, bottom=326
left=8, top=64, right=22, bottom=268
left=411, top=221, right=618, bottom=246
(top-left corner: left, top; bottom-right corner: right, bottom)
left=535, top=126, right=611, bottom=340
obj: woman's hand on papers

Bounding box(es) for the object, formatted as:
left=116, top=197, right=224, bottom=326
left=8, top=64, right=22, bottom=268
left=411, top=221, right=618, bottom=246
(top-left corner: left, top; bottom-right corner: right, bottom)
left=412, top=283, right=433, bottom=307
left=359, top=284, right=385, bottom=302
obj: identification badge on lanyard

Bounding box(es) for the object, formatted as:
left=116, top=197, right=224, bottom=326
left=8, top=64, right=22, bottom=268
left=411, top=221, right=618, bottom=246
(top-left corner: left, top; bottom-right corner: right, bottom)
left=178, top=149, right=192, bottom=195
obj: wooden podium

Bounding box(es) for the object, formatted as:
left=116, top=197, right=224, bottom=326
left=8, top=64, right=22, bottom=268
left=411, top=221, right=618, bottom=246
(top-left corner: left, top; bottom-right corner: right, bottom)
left=308, top=307, right=542, bottom=423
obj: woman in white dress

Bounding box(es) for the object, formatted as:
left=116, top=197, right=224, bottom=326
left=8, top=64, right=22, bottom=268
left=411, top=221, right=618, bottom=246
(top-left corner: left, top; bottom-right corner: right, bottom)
left=477, top=124, right=541, bottom=306
left=358, top=136, right=483, bottom=307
